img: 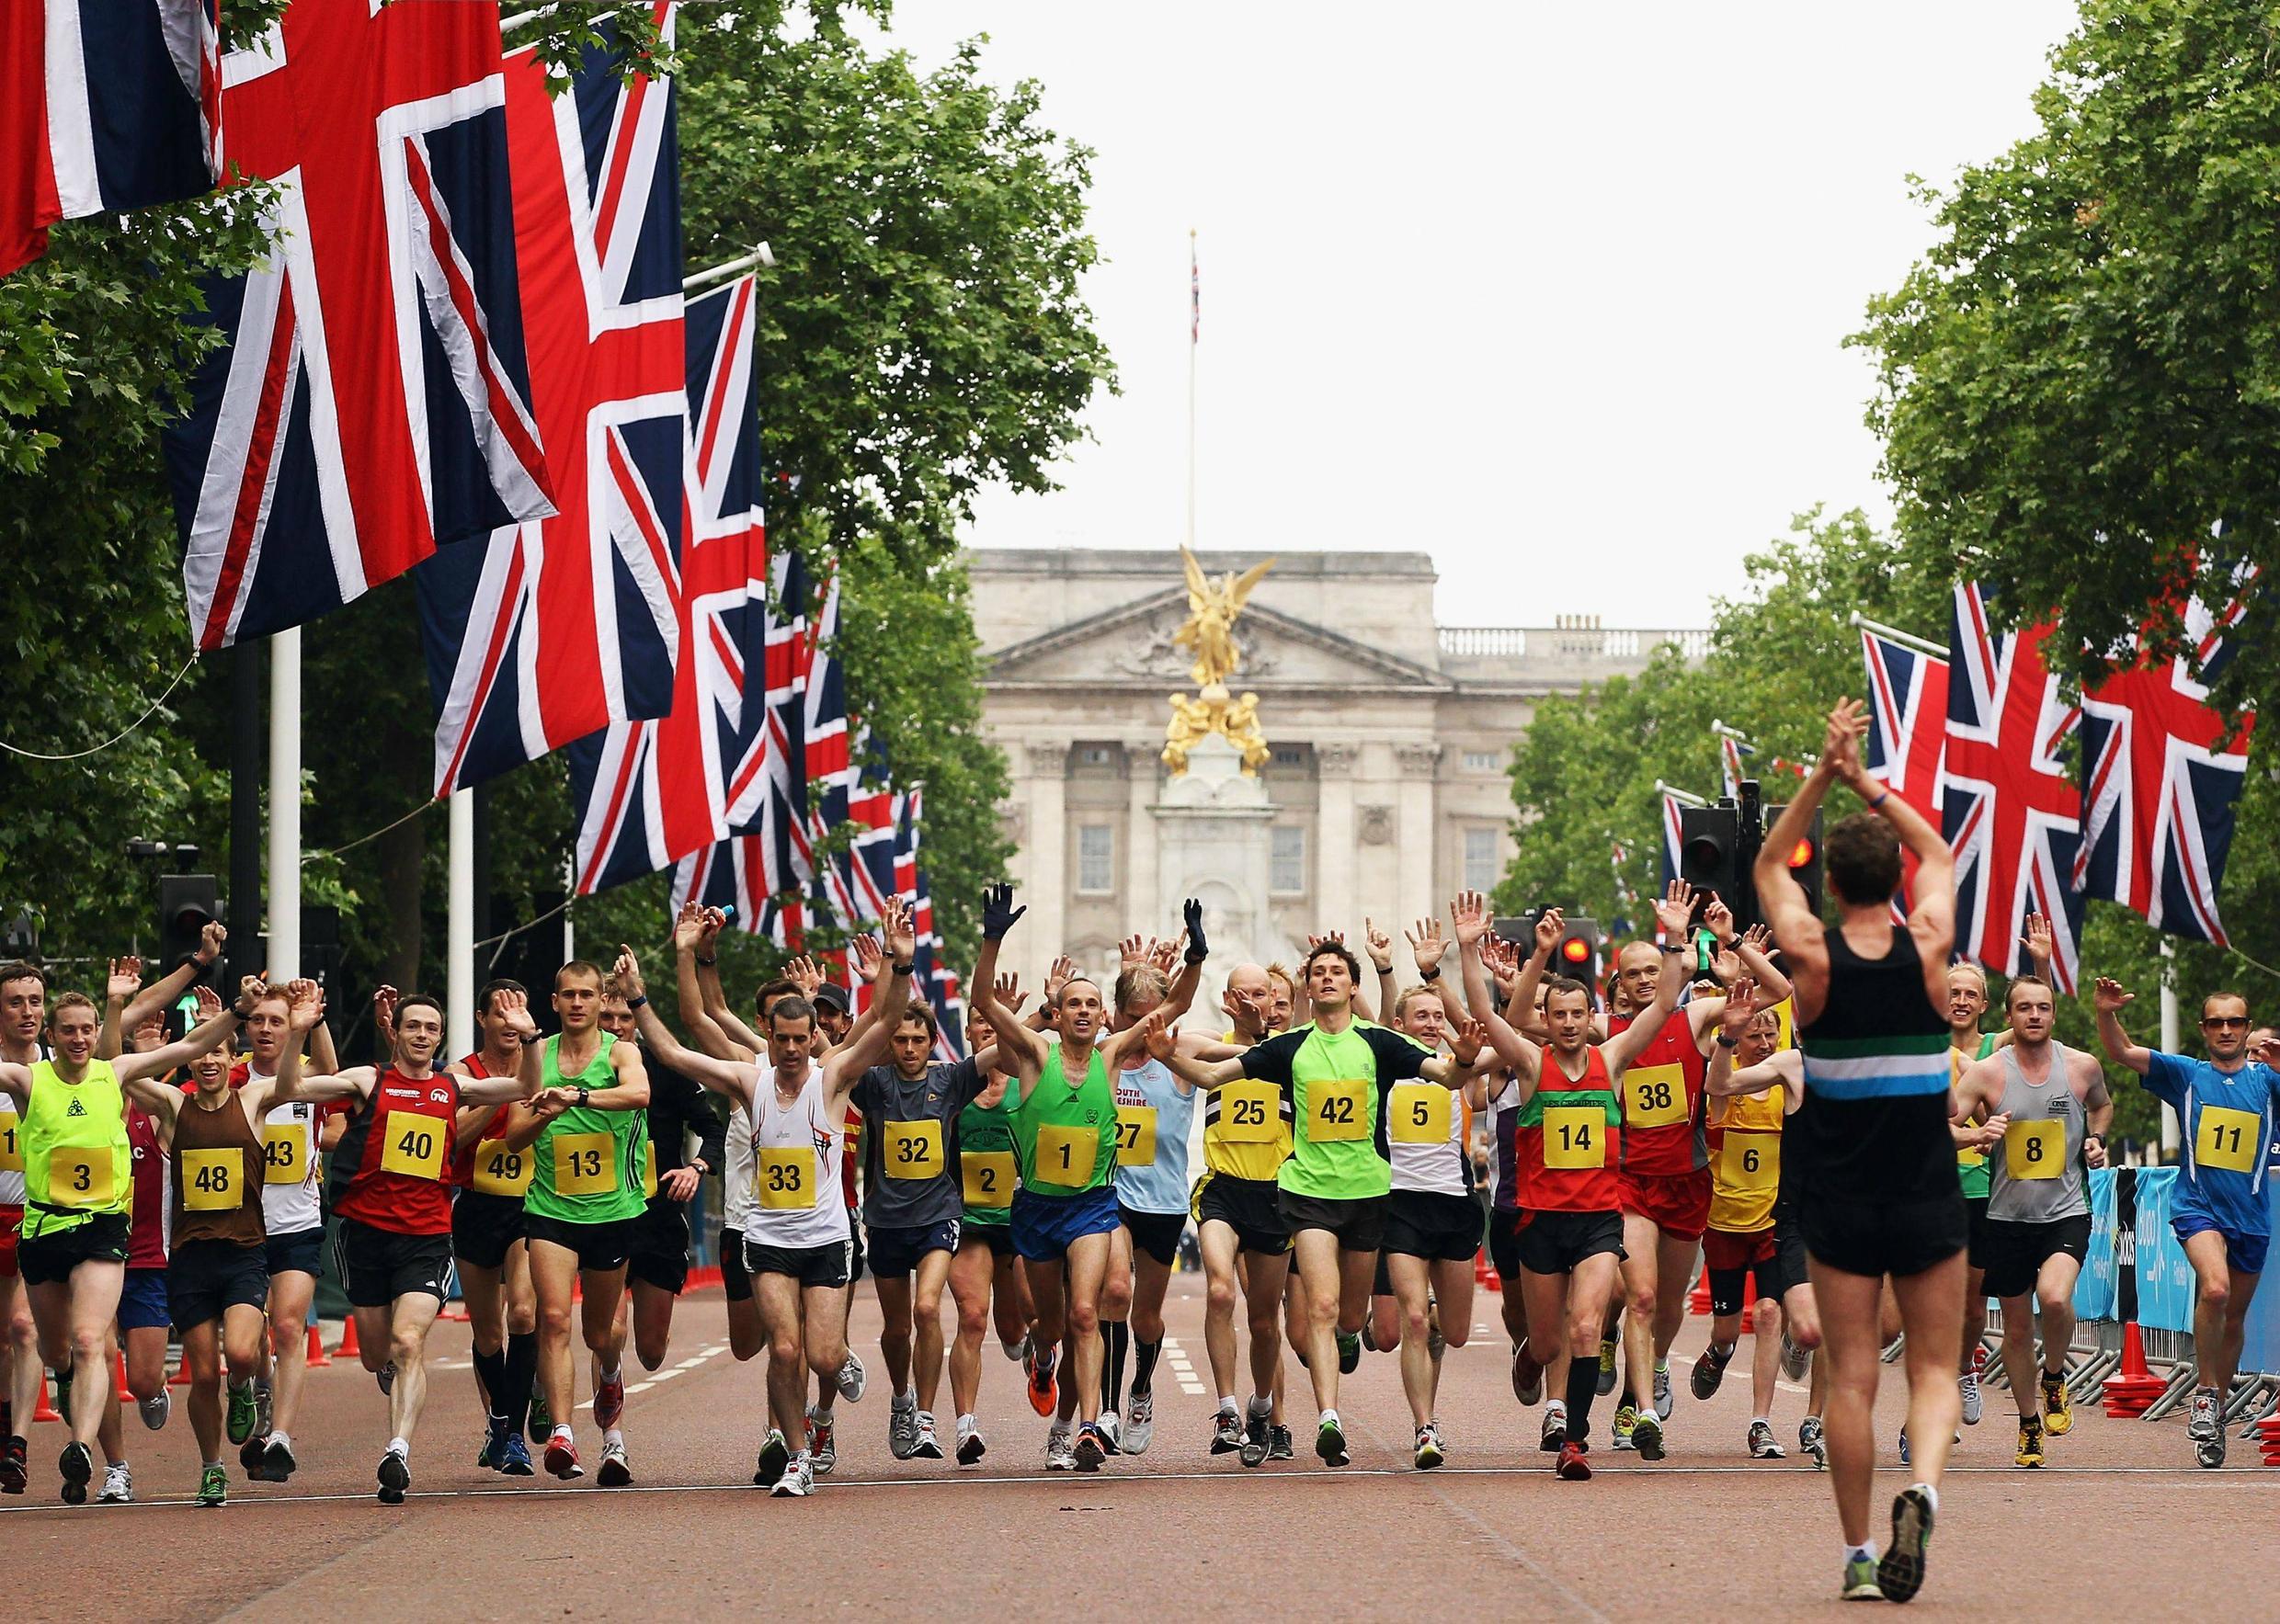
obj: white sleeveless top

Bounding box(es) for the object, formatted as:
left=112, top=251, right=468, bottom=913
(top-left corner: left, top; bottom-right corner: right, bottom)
left=746, top=1064, right=849, bottom=1248
left=721, top=1100, right=756, bottom=1233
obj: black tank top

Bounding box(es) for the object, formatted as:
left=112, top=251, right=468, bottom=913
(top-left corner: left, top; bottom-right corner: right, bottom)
left=1795, top=926, right=1959, bottom=1207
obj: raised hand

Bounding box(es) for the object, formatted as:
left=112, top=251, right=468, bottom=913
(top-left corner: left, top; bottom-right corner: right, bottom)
left=1146, top=937, right=1179, bottom=974
left=1451, top=891, right=1492, bottom=949
left=197, top=919, right=228, bottom=965
left=237, top=973, right=268, bottom=1010
left=495, top=987, right=541, bottom=1040
left=980, top=881, right=1026, bottom=942
left=2092, top=977, right=2132, bottom=1015
left=372, top=984, right=401, bottom=1041
left=699, top=906, right=728, bottom=948
left=193, top=983, right=223, bottom=1020
left=850, top=934, right=883, bottom=981
left=1450, top=1017, right=1488, bottom=1067
left=613, top=946, right=646, bottom=1003
left=1719, top=979, right=1757, bottom=1039
left=1363, top=918, right=1395, bottom=973
left=1739, top=923, right=1778, bottom=960
left=128, top=1012, right=165, bottom=1053
left=1822, top=699, right=1866, bottom=776
left=1531, top=905, right=1564, bottom=956
left=1406, top=916, right=1448, bottom=976
left=106, top=957, right=143, bottom=1003
left=785, top=956, right=823, bottom=997
left=1703, top=895, right=1735, bottom=944
left=1653, top=880, right=1697, bottom=941
left=286, top=979, right=326, bottom=1034
left=1138, top=1008, right=1177, bottom=1063
left=1305, top=930, right=1346, bottom=951
left=1481, top=934, right=1520, bottom=993
left=2021, top=913, right=2053, bottom=970
left=1222, top=982, right=1266, bottom=1036
left=1181, top=897, right=1208, bottom=964
left=1119, top=933, right=1146, bottom=971
left=672, top=902, right=705, bottom=952
left=993, top=971, right=1029, bottom=1016
left=1045, top=956, right=1074, bottom=1001
left=883, top=898, right=917, bottom=964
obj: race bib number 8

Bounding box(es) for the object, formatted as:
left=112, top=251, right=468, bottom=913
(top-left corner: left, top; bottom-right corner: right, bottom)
left=1624, top=1062, right=1688, bottom=1130
left=962, top=1150, right=1014, bottom=1208
left=1717, top=1132, right=1778, bottom=1190
left=1219, top=1084, right=1277, bottom=1143
left=886, top=1119, right=946, bottom=1179
left=757, top=1147, right=816, bottom=1209
left=1543, top=1105, right=1606, bottom=1170
left=379, top=1112, right=445, bottom=1181
left=1388, top=1083, right=1450, bottom=1144
left=553, top=1132, right=618, bottom=1197
left=473, top=1139, right=532, bottom=1198
left=0, top=1111, right=22, bottom=1174
left=2004, top=1120, right=2064, bottom=1181
left=182, top=1148, right=243, bottom=1211
left=1036, top=1122, right=1099, bottom=1187
left=1115, top=1107, right=1158, bottom=1166
left=262, top=1124, right=305, bottom=1185
left=2196, top=1105, right=2262, bottom=1174
left=1307, top=1078, right=1369, bottom=1143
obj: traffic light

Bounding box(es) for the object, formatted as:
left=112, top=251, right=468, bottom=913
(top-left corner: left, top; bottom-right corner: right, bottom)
left=1765, top=806, right=1824, bottom=920
left=158, top=873, right=220, bottom=976
left=1551, top=915, right=1602, bottom=984
left=1679, top=805, right=1742, bottom=920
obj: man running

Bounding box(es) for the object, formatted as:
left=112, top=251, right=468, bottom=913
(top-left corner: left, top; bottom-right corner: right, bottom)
left=2095, top=978, right=2276, bottom=1468
left=1954, top=976, right=2108, bottom=1468
left=1757, top=699, right=1962, bottom=1603
left=449, top=980, right=540, bottom=1475
left=0, top=960, right=53, bottom=1492
left=948, top=984, right=1037, bottom=1466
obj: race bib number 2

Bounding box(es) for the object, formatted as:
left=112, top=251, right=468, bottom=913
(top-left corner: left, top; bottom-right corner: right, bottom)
left=962, top=1150, right=1014, bottom=1208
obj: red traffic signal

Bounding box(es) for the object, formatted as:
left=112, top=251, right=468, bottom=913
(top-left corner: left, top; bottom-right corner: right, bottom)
left=1784, top=837, right=1816, bottom=869
left=1560, top=935, right=1592, bottom=963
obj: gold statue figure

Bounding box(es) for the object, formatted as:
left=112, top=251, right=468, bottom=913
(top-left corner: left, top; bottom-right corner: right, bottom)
left=1174, top=546, right=1275, bottom=689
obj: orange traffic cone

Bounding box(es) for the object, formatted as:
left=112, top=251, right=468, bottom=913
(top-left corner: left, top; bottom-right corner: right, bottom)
left=113, top=1350, right=132, bottom=1403
left=1688, top=1270, right=1713, bottom=1316
left=168, top=1350, right=190, bottom=1386
left=304, top=1322, right=332, bottom=1368
left=333, top=1316, right=360, bottom=1360
left=1472, top=1247, right=1500, bottom=1295
left=32, top=1371, right=62, bottom=1423
left=2102, top=1321, right=2164, bottom=1417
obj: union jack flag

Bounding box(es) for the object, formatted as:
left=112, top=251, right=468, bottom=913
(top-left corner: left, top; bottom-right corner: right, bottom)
left=1659, top=791, right=1686, bottom=891
left=1861, top=628, right=1950, bottom=913
left=895, top=787, right=965, bottom=1060
left=1944, top=584, right=2083, bottom=990
left=840, top=726, right=898, bottom=924
left=2073, top=587, right=2258, bottom=946
left=1718, top=733, right=1752, bottom=801
left=165, top=4, right=552, bottom=650
left=418, top=6, right=684, bottom=796
left=567, top=272, right=769, bottom=893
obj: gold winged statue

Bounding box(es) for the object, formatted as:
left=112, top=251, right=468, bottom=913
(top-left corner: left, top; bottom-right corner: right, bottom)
left=1174, top=546, right=1275, bottom=688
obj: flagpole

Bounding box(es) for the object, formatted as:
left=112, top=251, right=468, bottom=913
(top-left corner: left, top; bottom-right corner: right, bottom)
left=1186, top=228, right=1197, bottom=550
left=2158, top=939, right=2181, bottom=1158
left=684, top=243, right=774, bottom=292
left=1654, top=780, right=1709, bottom=809
left=267, top=629, right=302, bottom=981
left=1848, top=610, right=1945, bottom=659
left=447, top=789, right=474, bottom=1057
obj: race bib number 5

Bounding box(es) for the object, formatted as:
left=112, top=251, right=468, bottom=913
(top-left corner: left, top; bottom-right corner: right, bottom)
left=182, top=1148, right=244, bottom=1211
left=1543, top=1105, right=1606, bottom=1170
left=379, top=1112, right=445, bottom=1181
left=1306, top=1078, right=1369, bottom=1143
left=1624, top=1062, right=1688, bottom=1130
left=1388, top=1083, right=1450, bottom=1144
left=2196, top=1105, right=2261, bottom=1174
left=2004, top=1120, right=2064, bottom=1181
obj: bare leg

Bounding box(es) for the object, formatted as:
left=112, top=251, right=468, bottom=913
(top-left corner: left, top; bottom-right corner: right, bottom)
left=1062, top=1231, right=1112, bottom=1423
left=183, top=1319, right=224, bottom=1462
left=873, top=1271, right=916, bottom=1398
left=947, top=1240, right=995, bottom=1418
left=630, top=1278, right=676, bottom=1372
left=384, top=1293, right=442, bottom=1446
left=756, top=1273, right=807, bottom=1440
left=1428, top=1255, right=1474, bottom=1413
left=1238, top=1247, right=1290, bottom=1408
left=1809, top=1262, right=1883, bottom=1546
left=266, top=1268, right=316, bottom=1440
left=1749, top=1295, right=1782, bottom=1423
left=1387, top=1252, right=1437, bottom=1428
left=1290, top=1229, right=1346, bottom=1414
left=1999, top=1291, right=2038, bottom=1418
left=1199, top=1221, right=1241, bottom=1400
left=527, top=1238, right=584, bottom=1435
left=909, top=1245, right=953, bottom=1414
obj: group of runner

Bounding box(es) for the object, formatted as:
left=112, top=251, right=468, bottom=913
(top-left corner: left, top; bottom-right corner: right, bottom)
left=0, top=698, right=2273, bottom=1607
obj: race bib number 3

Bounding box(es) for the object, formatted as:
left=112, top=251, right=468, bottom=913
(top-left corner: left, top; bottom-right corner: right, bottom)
left=886, top=1119, right=946, bottom=1180
left=1306, top=1078, right=1369, bottom=1143
left=1543, top=1105, right=1606, bottom=1170
left=1219, top=1084, right=1277, bottom=1143
left=1388, top=1083, right=1450, bottom=1145
left=962, top=1150, right=1014, bottom=1208
left=1115, top=1106, right=1158, bottom=1166
left=553, top=1132, right=618, bottom=1197
left=1035, top=1122, right=1099, bottom=1187
left=0, top=1111, right=21, bottom=1174
left=757, top=1147, right=816, bottom=1209
left=473, top=1139, right=532, bottom=1198
left=47, top=1146, right=112, bottom=1207
left=261, top=1124, right=305, bottom=1185
left=379, top=1112, right=446, bottom=1181
left=2196, top=1105, right=2261, bottom=1174
left=1624, top=1062, right=1688, bottom=1130
left=2004, top=1119, right=2064, bottom=1181
left=182, top=1148, right=244, bottom=1211
left=1717, top=1132, right=1778, bottom=1190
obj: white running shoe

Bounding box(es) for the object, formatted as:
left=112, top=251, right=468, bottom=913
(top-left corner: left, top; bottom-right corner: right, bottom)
left=1958, top=1366, right=1983, bottom=1425
left=889, top=1398, right=919, bottom=1459
left=836, top=1350, right=868, bottom=1403
left=955, top=1415, right=986, bottom=1466
left=97, top=1462, right=132, bottom=1504
left=770, top=1452, right=815, bottom=1497
left=1044, top=1425, right=1077, bottom=1471
left=1123, top=1389, right=1155, bottom=1455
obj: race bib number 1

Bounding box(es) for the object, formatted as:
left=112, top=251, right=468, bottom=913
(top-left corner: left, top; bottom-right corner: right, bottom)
left=379, top=1112, right=445, bottom=1181
left=0, top=1111, right=23, bottom=1174
left=1036, top=1122, right=1099, bottom=1187
left=2196, top=1105, right=2262, bottom=1174
left=1307, top=1078, right=1369, bottom=1143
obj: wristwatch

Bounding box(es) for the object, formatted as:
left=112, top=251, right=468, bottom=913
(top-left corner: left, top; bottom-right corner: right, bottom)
left=575, top=1085, right=591, bottom=1107
left=1714, top=1032, right=1739, bottom=1050
left=1419, top=964, right=1442, bottom=982
left=893, top=960, right=916, bottom=977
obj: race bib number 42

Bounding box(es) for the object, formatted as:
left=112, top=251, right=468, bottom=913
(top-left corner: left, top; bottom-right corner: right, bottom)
left=1306, top=1078, right=1369, bottom=1143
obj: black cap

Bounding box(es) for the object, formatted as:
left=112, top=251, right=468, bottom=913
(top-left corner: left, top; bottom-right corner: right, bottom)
left=810, top=982, right=852, bottom=1014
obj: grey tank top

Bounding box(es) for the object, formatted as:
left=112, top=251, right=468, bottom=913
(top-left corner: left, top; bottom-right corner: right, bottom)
left=1985, top=1042, right=2088, bottom=1222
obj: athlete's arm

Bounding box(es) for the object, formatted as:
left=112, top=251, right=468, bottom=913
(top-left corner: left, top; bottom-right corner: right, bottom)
left=581, top=1035, right=652, bottom=1112
left=117, top=920, right=227, bottom=1040
left=678, top=924, right=754, bottom=1063
left=618, top=955, right=756, bottom=1111
left=1603, top=884, right=1695, bottom=1076
left=1454, top=891, right=1545, bottom=1078
left=2080, top=1052, right=2114, bottom=1164
left=2092, top=978, right=2153, bottom=1076
left=496, top=1093, right=570, bottom=1153
left=1948, top=1056, right=2006, bottom=1137
left=1414, top=1019, right=1487, bottom=1087
left=821, top=966, right=910, bottom=1099
left=116, top=982, right=246, bottom=1086
left=1141, top=1011, right=1248, bottom=1091
left=1758, top=724, right=1851, bottom=1025
left=458, top=990, right=549, bottom=1107
left=972, top=885, right=1047, bottom=1091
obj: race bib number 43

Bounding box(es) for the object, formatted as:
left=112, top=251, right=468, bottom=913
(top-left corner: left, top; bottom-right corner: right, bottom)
left=261, top=1124, right=305, bottom=1185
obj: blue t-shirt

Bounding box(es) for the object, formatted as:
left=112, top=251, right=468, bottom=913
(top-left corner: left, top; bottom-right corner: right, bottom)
left=2142, top=1052, right=2278, bottom=1238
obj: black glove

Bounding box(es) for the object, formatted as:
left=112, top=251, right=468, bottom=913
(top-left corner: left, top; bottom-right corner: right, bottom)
left=1182, top=897, right=1208, bottom=964
left=981, top=882, right=1027, bottom=942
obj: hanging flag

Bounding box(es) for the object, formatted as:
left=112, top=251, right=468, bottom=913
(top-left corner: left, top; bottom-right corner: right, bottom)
left=895, top=786, right=964, bottom=1060
left=419, top=4, right=684, bottom=795
left=3, top=0, right=222, bottom=276
left=1659, top=792, right=1686, bottom=891
left=1718, top=733, right=1753, bottom=801
left=566, top=271, right=769, bottom=893
left=839, top=726, right=898, bottom=924
left=2074, top=585, right=2258, bottom=946
left=165, top=3, right=552, bottom=650
left=1861, top=627, right=1951, bottom=913
left=1944, top=584, right=2083, bottom=990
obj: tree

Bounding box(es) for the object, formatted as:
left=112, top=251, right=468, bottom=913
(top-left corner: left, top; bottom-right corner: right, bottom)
left=1857, top=0, right=2280, bottom=713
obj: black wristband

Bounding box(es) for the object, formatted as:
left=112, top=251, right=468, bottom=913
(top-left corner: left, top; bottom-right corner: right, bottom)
left=1184, top=948, right=1206, bottom=965
left=231, top=1002, right=253, bottom=1020
left=1715, top=1032, right=1739, bottom=1049
left=694, top=956, right=716, bottom=968
left=893, top=960, right=916, bottom=977
left=1660, top=943, right=1685, bottom=955
left=626, top=994, right=648, bottom=1010
left=1419, top=964, right=1442, bottom=982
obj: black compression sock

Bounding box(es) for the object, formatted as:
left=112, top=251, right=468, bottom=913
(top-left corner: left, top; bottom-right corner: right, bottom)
left=503, top=1332, right=539, bottom=1431
left=1131, top=1336, right=1162, bottom=1398
left=1564, top=1358, right=1600, bottom=1446
left=1102, top=1320, right=1130, bottom=1414
left=472, top=1346, right=509, bottom=1421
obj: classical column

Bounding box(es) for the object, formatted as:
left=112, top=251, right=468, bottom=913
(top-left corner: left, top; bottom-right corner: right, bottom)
left=1124, top=740, right=1161, bottom=932
left=1315, top=741, right=1359, bottom=939
left=1024, top=741, right=1070, bottom=974
left=1395, top=741, right=1442, bottom=921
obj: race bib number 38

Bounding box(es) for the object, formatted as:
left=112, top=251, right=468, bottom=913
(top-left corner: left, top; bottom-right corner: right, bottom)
left=379, top=1112, right=446, bottom=1181
left=2196, top=1105, right=2262, bottom=1174
left=1624, top=1062, right=1688, bottom=1130
left=1306, top=1078, right=1369, bottom=1143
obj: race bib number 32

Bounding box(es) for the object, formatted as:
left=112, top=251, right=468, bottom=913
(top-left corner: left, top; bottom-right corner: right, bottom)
left=885, top=1119, right=945, bottom=1179
left=379, top=1112, right=445, bottom=1181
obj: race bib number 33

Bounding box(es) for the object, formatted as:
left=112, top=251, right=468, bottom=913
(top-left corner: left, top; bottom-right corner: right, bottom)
left=379, top=1112, right=445, bottom=1181
left=757, top=1147, right=816, bottom=1209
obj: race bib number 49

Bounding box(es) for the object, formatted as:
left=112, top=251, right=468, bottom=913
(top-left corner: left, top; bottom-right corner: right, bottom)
left=473, top=1139, right=532, bottom=1198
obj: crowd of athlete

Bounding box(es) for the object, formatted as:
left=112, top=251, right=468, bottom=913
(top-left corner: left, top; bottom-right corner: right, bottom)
left=0, top=701, right=2272, bottom=1606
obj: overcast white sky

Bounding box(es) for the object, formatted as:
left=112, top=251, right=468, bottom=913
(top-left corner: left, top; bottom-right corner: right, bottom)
left=870, top=2, right=2082, bottom=630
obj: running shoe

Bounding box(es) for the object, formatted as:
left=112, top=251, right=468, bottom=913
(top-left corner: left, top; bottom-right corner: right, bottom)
left=254, top=1381, right=273, bottom=1444
left=59, top=1440, right=92, bottom=1505
left=495, top=1433, right=533, bottom=1478
left=526, top=1390, right=553, bottom=1448
left=1747, top=1420, right=1785, bottom=1459
left=1004, top=1332, right=1031, bottom=1363
left=913, top=1413, right=944, bottom=1460
left=1427, top=1299, right=1446, bottom=1360
left=806, top=1407, right=838, bottom=1475
left=1611, top=1403, right=1638, bottom=1450
left=376, top=1361, right=394, bottom=1396
left=139, top=1389, right=170, bottom=1432
left=1025, top=1345, right=1059, bottom=1417
left=1691, top=1342, right=1734, bottom=1401
left=1336, top=1330, right=1361, bottom=1375
left=770, top=1453, right=814, bottom=1497
left=1044, top=1424, right=1076, bottom=1471
left=1239, top=1409, right=1270, bottom=1469
left=543, top=1434, right=583, bottom=1481
left=1123, top=1389, right=1154, bottom=1455
left=1958, top=1364, right=1983, bottom=1426
left=1360, top=1318, right=1379, bottom=1355
left=240, top=1434, right=267, bottom=1475
left=1780, top=1333, right=1809, bottom=1383
left=1879, top=1334, right=1905, bottom=1364
left=1268, top=1424, right=1294, bottom=1460
left=2040, top=1369, right=2072, bottom=1436
left=889, top=1398, right=919, bottom=1460
left=1595, top=1337, right=1618, bottom=1395
left=2186, top=1386, right=2219, bottom=1444
left=1897, top=1425, right=1910, bottom=1467
left=594, top=1368, right=626, bottom=1432
left=1510, top=1341, right=1543, bottom=1405
left=97, top=1462, right=133, bottom=1504
left=955, top=1416, right=986, bottom=1466
left=1630, top=1411, right=1665, bottom=1461
left=1414, top=1422, right=1444, bottom=1471
left=1652, top=1361, right=1673, bottom=1420
left=1555, top=1439, right=1592, bottom=1481
left=1876, top=1486, right=1934, bottom=1603
left=1211, top=1405, right=1242, bottom=1455
left=2197, top=1428, right=2228, bottom=1470
left=376, top=1448, right=411, bottom=1505
left=0, top=1434, right=24, bottom=1494
left=1841, top=1556, right=1881, bottom=1601
left=1540, top=1404, right=1568, bottom=1453
left=2014, top=1416, right=2045, bottom=1469
left=1097, top=1411, right=1122, bottom=1454
left=1315, top=1416, right=1349, bottom=1467
left=478, top=1418, right=510, bottom=1472
left=1074, top=1422, right=1108, bottom=1472
left=597, top=1437, right=632, bottom=1487
left=754, top=1428, right=790, bottom=1488
left=1800, top=1415, right=1828, bottom=1471
left=196, top=1462, right=227, bottom=1508
left=835, top=1349, right=868, bottom=1403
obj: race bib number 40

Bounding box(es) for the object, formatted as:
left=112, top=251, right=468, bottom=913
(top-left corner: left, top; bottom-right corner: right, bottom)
left=1306, top=1078, right=1369, bottom=1143
left=379, top=1112, right=446, bottom=1181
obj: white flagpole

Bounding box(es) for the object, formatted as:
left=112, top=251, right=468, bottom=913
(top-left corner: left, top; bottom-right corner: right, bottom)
left=447, top=790, right=474, bottom=1056
left=267, top=629, right=302, bottom=980
left=1186, top=228, right=1197, bottom=550
left=2158, top=939, right=2181, bottom=1157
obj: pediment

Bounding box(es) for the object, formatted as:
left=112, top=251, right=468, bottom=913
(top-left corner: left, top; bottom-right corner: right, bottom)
left=984, top=587, right=1451, bottom=692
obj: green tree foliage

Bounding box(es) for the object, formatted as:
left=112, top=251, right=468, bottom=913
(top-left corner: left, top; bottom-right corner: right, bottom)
left=1857, top=0, right=2280, bottom=712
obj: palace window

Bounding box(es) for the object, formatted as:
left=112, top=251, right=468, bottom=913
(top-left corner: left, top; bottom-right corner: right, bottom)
left=1462, top=748, right=1502, bottom=772
left=1077, top=824, right=1115, bottom=893
left=1463, top=827, right=1499, bottom=892
left=1271, top=825, right=1307, bottom=895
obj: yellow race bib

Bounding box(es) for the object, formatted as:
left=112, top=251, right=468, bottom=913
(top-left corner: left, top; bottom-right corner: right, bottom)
left=0, top=1111, right=22, bottom=1174
left=181, top=1147, right=244, bottom=1211
left=2003, top=1119, right=2065, bottom=1181
left=1543, top=1105, right=1606, bottom=1170
left=757, top=1146, right=816, bottom=1209
left=1624, top=1062, right=1689, bottom=1130
left=2196, top=1105, right=2262, bottom=1175
left=379, top=1112, right=446, bottom=1181
left=1957, top=1144, right=1987, bottom=1169
left=1388, top=1083, right=1451, bottom=1144
left=1115, top=1106, right=1158, bottom=1166
left=1035, top=1122, right=1098, bottom=1187
left=473, top=1139, right=533, bottom=1198
left=885, top=1119, right=946, bottom=1180
left=962, top=1150, right=1015, bottom=1208
left=1306, top=1077, right=1369, bottom=1143
left=1219, top=1084, right=1277, bottom=1143
left=1717, top=1132, right=1779, bottom=1191
left=553, top=1132, right=618, bottom=1197
left=261, top=1123, right=305, bottom=1185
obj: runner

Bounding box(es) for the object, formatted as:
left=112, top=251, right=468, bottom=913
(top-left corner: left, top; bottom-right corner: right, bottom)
left=447, top=980, right=540, bottom=1476
left=948, top=982, right=1037, bottom=1466
left=616, top=903, right=911, bottom=1497
left=494, top=962, right=652, bottom=1488
left=1757, top=698, right=1963, bottom=1603
left=0, top=976, right=248, bottom=1503
left=0, top=960, right=49, bottom=1494
left=1457, top=885, right=1693, bottom=1482
left=2094, top=978, right=2276, bottom=1469
left=1697, top=994, right=1806, bottom=1459
left=274, top=982, right=543, bottom=1503
left=1953, top=976, right=2108, bottom=1468
left=86, top=1006, right=176, bottom=1505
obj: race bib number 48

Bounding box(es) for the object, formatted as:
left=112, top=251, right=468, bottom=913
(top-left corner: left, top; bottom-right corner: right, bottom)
left=182, top=1148, right=244, bottom=1211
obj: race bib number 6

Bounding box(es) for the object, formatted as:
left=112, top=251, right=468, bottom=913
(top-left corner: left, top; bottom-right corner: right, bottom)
left=379, top=1112, right=446, bottom=1181
left=1717, top=1132, right=1778, bottom=1190
left=1307, top=1078, right=1369, bottom=1143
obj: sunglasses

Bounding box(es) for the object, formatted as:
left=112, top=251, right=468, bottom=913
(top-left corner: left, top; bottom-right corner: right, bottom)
left=2201, top=1016, right=2250, bottom=1030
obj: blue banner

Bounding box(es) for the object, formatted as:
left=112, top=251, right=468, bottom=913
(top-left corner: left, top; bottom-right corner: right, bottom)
left=2072, top=1167, right=2117, bottom=1323
left=2133, top=1167, right=2198, bottom=1334
left=2240, top=1185, right=2280, bottom=1373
